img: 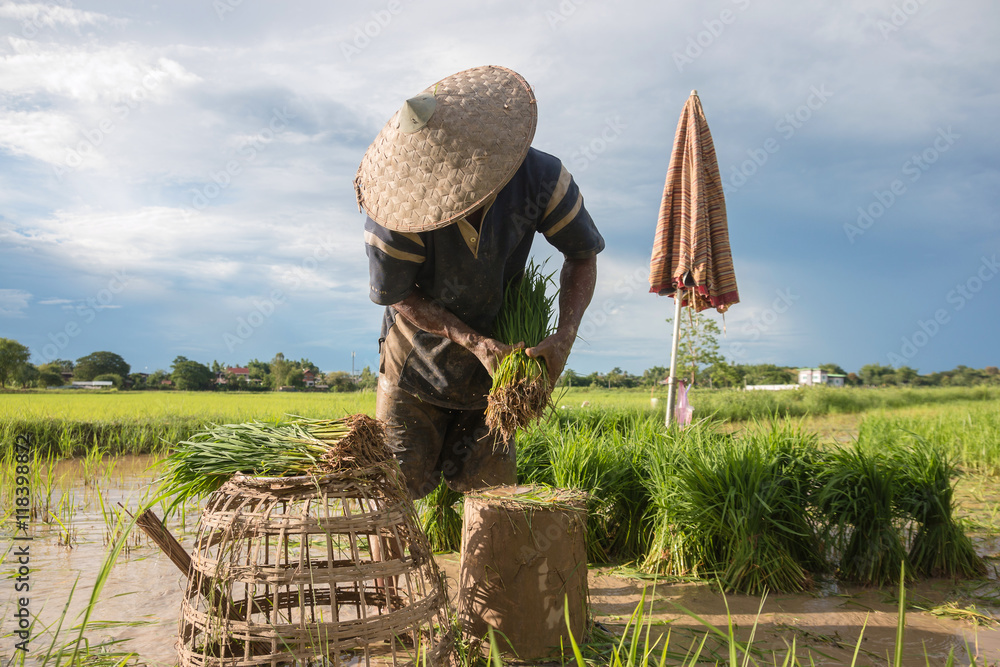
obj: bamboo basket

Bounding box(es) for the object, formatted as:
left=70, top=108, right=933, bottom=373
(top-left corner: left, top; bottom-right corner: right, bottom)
left=176, top=462, right=453, bottom=667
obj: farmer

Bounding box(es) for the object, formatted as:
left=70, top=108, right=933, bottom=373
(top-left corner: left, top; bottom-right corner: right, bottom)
left=356, top=65, right=604, bottom=500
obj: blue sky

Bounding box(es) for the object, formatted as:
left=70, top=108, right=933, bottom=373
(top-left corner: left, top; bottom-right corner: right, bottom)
left=1, top=0, right=997, bottom=377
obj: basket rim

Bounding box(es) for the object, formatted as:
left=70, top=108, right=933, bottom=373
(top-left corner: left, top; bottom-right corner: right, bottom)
left=229, top=464, right=394, bottom=487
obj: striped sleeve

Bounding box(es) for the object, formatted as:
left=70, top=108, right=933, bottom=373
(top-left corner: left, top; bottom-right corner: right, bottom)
left=537, top=164, right=605, bottom=259
left=364, top=217, right=426, bottom=305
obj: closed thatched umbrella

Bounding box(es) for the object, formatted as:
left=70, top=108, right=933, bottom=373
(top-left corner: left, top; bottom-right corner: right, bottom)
left=650, top=90, right=739, bottom=425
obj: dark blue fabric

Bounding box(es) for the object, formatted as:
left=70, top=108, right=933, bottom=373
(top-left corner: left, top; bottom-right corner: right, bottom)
left=365, top=147, right=604, bottom=408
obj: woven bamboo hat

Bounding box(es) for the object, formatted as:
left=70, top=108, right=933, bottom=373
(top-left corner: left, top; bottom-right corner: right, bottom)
left=355, top=65, right=537, bottom=232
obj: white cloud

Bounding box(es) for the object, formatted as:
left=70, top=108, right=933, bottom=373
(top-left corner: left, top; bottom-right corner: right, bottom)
left=0, top=288, right=31, bottom=316
left=0, top=39, right=198, bottom=105
left=0, top=109, right=85, bottom=165
left=0, top=2, right=121, bottom=33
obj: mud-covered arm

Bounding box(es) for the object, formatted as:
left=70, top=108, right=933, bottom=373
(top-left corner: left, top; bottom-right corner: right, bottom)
left=392, top=289, right=518, bottom=375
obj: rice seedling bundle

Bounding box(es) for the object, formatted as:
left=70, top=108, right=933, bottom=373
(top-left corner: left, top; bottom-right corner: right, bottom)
left=891, top=435, right=986, bottom=578
left=156, top=413, right=385, bottom=509
left=548, top=423, right=634, bottom=562
left=416, top=479, right=464, bottom=552
left=816, top=444, right=910, bottom=587
left=485, top=261, right=557, bottom=441
left=642, top=422, right=827, bottom=594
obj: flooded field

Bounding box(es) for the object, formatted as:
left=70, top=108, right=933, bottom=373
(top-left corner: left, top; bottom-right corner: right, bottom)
left=2, top=453, right=999, bottom=666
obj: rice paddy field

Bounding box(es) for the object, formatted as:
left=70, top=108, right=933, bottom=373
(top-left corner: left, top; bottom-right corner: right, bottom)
left=2, top=386, right=1000, bottom=665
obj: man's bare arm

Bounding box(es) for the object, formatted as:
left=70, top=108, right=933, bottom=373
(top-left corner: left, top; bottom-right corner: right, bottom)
left=391, top=290, right=517, bottom=375
left=526, top=255, right=597, bottom=385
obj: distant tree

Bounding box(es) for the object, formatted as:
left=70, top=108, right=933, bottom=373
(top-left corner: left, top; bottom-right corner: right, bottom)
left=128, top=372, right=148, bottom=389
left=846, top=372, right=861, bottom=386
left=859, top=363, right=896, bottom=386
left=325, top=371, right=357, bottom=392
left=211, top=360, right=224, bottom=374
left=285, top=367, right=305, bottom=388
left=641, top=366, right=669, bottom=387
left=740, top=363, right=794, bottom=385
left=93, top=373, right=124, bottom=389
left=74, top=351, right=130, bottom=381
left=357, top=366, right=377, bottom=391
left=666, top=311, right=723, bottom=387
left=13, top=363, right=39, bottom=388
left=818, top=363, right=848, bottom=376
left=708, top=360, right=743, bottom=388
left=559, top=368, right=580, bottom=387
left=269, top=353, right=296, bottom=388
left=0, top=338, right=31, bottom=388
left=171, top=357, right=214, bottom=391
left=298, top=358, right=320, bottom=376
left=38, top=364, right=66, bottom=387
left=895, top=366, right=919, bottom=385
left=147, top=369, right=170, bottom=388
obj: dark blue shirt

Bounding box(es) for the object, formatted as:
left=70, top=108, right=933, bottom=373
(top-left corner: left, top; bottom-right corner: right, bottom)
left=365, top=147, right=605, bottom=409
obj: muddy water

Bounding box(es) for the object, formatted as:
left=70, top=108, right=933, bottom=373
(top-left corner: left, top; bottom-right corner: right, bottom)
left=3, top=457, right=1000, bottom=666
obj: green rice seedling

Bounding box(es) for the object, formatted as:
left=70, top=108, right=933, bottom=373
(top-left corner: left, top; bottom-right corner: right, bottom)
left=817, top=444, right=910, bottom=587
left=514, top=419, right=557, bottom=486
left=548, top=422, right=632, bottom=562
left=155, top=414, right=382, bottom=511
left=642, top=423, right=716, bottom=578
left=643, top=422, right=826, bottom=594
left=416, top=479, right=464, bottom=552
left=486, top=260, right=557, bottom=441
left=891, top=434, right=987, bottom=578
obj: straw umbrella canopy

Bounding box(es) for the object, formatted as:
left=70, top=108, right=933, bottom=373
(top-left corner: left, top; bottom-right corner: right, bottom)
left=650, top=90, right=738, bottom=425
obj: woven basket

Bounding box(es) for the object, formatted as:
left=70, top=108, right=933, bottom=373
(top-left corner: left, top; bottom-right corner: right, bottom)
left=176, top=463, right=453, bottom=667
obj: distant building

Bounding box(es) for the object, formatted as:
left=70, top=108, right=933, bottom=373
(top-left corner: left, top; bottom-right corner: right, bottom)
left=744, top=384, right=800, bottom=391
left=797, top=368, right=846, bottom=387
left=303, top=370, right=317, bottom=387
left=218, top=367, right=261, bottom=385
left=70, top=381, right=114, bottom=389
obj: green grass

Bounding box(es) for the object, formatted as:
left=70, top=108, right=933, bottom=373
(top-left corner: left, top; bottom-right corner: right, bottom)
left=0, top=391, right=374, bottom=456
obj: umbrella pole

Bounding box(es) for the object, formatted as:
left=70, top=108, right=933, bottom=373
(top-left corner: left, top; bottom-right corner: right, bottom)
left=665, top=288, right=684, bottom=427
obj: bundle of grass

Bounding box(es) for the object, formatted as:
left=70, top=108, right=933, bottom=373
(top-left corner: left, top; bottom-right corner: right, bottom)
left=416, top=479, right=464, bottom=553
left=642, top=422, right=827, bottom=594
left=817, top=444, right=910, bottom=587
left=893, top=435, right=986, bottom=578
left=548, top=422, right=635, bottom=563
left=156, top=413, right=386, bottom=509
left=485, top=261, right=557, bottom=441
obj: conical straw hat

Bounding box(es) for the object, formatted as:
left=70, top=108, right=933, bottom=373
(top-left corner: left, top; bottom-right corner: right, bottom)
left=355, top=65, right=537, bottom=232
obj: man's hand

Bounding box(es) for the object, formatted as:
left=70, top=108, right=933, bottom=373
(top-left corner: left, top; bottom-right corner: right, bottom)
left=526, top=329, right=574, bottom=387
